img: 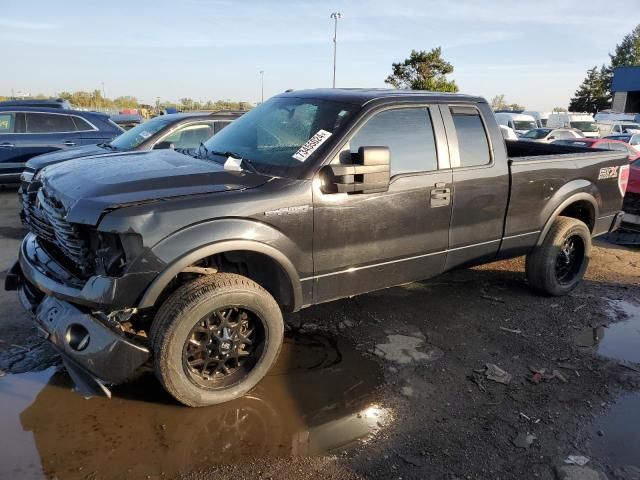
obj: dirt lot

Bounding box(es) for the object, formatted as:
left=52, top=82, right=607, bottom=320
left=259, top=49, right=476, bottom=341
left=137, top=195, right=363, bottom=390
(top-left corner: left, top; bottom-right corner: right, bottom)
left=0, top=187, right=639, bottom=480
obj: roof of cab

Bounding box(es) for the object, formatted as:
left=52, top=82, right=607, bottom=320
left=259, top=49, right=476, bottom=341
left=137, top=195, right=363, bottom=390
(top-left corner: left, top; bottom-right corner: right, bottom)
left=276, top=88, right=486, bottom=106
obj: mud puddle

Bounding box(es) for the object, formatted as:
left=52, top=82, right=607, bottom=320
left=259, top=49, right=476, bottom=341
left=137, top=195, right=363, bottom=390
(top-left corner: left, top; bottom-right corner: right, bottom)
left=588, top=393, right=640, bottom=469
left=0, top=333, right=387, bottom=479
left=577, top=300, right=640, bottom=470
left=576, top=300, right=640, bottom=364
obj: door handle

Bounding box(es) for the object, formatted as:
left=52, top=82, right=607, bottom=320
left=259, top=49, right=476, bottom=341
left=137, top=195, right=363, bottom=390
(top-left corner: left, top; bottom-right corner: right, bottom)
left=63, top=141, right=76, bottom=147
left=430, top=187, right=451, bottom=207
left=0, top=143, right=14, bottom=148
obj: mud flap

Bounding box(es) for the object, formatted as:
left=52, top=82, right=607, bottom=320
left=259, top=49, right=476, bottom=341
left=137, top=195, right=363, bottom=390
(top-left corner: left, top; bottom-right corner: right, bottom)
left=62, top=357, right=112, bottom=399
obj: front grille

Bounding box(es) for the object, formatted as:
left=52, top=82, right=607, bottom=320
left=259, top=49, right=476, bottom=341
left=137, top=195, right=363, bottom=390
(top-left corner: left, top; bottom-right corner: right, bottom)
left=22, top=188, right=93, bottom=277
left=623, top=192, right=640, bottom=216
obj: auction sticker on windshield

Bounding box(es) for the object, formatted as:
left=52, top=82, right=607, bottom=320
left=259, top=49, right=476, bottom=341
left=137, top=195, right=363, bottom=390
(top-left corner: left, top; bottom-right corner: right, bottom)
left=292, top=129, right=332, bottom=162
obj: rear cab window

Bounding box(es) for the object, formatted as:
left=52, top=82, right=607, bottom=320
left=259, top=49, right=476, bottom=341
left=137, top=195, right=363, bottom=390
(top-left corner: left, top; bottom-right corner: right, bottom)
left=347, top=107, right=439, bottom=175
left=449, top=106, right=492, bottom=168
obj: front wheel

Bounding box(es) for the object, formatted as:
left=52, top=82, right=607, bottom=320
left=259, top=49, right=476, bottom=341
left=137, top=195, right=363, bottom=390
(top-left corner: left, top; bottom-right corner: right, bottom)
left=525, top=216, right=591, bottom=296
left=150, top=273, right=284, bottom=407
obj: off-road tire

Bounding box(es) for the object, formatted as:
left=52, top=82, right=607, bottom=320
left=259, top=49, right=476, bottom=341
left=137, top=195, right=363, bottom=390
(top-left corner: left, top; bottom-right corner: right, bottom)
left=525, top=216, right=591, bottom=296
left=150, top=273, right=284, bottom=407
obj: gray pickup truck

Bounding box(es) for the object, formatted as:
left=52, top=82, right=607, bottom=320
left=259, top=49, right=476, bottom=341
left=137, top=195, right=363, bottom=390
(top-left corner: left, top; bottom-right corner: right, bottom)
left=6, top=89, right=630, bottom=406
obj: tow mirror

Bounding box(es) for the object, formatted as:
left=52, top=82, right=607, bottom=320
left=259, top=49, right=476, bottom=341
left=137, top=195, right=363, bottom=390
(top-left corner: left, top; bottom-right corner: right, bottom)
left=153, top=141, right=175, bottom=150
left=321, top=146, right=390, bottom=194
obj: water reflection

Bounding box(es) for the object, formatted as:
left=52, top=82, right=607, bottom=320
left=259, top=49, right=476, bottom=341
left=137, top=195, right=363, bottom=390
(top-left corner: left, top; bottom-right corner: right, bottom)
left=0, top=333, right=387, bottom=479
left=575, top=300, right=640, bottom=364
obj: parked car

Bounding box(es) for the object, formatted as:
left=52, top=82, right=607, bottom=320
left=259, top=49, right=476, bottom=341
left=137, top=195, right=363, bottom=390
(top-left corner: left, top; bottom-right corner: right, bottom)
left=21, top=111, right=243, bottom=186
left=499, top=124, right=519, bottom=140
left=110, top=113, right=144, bottom=130
left=552, top=138, right=640, bottom=162
left=6, top=89, right=629, bottom=406
left=522, top=111, right=551, bottom=127
left=0, top=107, right=123, bottom=183
left=547, top=112, right=599, bottom=138
left=0, top=98, right=71, bottom=109
left=604, top=133, right=640, bottom=151
left=494, top=112, right=538, bottom=136
left=520, top=128, right=583, bottom=143
left=622, top=157, right=640, bottom=228
left=597, top=121, right=640, bottom=137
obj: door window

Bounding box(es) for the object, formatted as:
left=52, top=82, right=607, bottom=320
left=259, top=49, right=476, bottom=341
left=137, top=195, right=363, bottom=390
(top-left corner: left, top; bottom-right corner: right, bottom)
left=348, top=107, right=438, bottom=175
left=25, top=113, right=76, bottom=133
left=0, top=113, right=15, bottom=133
left=450, top=106, right=491, bottom=167
left=71, top=116, right=95, bottom=131
left=162, top=123, right=215, bottom=149
left=213, top=121, right=231, bottom=134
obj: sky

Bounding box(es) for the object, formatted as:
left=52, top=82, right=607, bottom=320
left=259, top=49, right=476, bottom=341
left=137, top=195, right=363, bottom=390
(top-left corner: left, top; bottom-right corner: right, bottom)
left=0, top=0, right=637, bottom=111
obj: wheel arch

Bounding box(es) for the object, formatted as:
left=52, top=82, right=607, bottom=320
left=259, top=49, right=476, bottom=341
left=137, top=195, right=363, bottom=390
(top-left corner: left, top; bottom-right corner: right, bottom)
left=535, top=192, right=598, bottom=246
left=138, top=239, right=303, bottom=312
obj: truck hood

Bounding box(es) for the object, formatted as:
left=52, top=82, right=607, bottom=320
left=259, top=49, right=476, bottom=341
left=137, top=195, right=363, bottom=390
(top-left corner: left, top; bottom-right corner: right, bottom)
left=27, top=144, right=114, bottom=171
left=40, top=149, right=270, bottom=225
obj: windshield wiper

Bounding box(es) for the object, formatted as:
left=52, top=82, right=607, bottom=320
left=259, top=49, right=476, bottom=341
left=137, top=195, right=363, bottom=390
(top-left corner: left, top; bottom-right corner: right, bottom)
left=208, top=150, right=260, bottom=175
left=195, top=142, right=209, bottom=159
left=98, top=143, right=117, bottom=151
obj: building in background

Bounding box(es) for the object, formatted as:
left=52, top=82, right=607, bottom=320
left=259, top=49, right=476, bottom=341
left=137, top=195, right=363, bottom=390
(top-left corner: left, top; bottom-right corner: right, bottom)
left=612, top=66, right=640, bottom=113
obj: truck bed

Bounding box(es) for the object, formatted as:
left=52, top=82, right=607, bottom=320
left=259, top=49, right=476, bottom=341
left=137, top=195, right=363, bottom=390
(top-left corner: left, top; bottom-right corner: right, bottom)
left=499, top=140, right=628, bottom=258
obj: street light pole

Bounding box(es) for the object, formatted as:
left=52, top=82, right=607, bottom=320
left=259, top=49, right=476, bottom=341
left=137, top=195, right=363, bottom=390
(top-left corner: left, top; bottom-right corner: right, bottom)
left=259, top=70, right=264, bottom=104
left=330, top=12, right=342, bottom=88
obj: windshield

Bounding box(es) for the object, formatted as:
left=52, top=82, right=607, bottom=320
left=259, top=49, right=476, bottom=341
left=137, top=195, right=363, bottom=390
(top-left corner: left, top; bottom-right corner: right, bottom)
left=202, top=97, right=359, bottom=177
left=513, top=120, right=537, bottom=131
left=109, top=117, right=173, bottom=150
left=522, top=129, right=552, bottom=139
left=570, top=121, right=598, bottom=132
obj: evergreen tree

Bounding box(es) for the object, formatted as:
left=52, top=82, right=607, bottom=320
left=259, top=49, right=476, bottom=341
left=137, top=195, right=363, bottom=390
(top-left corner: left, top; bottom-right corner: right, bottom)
left=569, top=66, right=610, bottom=113
left=385, top=47, right=458, bottom=92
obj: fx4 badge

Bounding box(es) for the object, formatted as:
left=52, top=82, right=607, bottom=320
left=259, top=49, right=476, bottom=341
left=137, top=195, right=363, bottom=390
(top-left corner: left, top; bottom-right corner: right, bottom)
left=598, top=166, right=619, bottom=180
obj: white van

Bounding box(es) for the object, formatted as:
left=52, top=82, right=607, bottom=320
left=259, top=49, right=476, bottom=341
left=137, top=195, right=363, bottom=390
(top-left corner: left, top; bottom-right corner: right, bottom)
left=494, top=113, right=538, bottom=136
left=523, top=111, right=551, bottom=128
left=546, top=112, right=599, bottom=138
left=596, top=120, right=640, bottom=137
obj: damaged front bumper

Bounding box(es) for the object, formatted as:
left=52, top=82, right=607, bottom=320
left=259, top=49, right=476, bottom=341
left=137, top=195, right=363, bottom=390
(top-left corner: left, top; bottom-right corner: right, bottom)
left=5, top=234, right=151, bottom=396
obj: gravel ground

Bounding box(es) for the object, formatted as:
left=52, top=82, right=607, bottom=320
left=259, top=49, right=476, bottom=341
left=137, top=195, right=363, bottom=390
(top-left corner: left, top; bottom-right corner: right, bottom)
left=0, top=187, right=639, bottom=480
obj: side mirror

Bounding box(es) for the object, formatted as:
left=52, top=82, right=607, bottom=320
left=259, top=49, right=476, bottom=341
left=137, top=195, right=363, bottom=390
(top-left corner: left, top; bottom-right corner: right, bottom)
left=153, top=141, right=175, bottom=150
left=321, top=146, right=390, bottom=194
left=548, top=136, right=555, bottom=140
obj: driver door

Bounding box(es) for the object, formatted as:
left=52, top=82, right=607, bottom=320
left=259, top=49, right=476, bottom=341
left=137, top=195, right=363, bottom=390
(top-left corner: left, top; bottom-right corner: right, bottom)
left=312, top=105, right=453, bottom=303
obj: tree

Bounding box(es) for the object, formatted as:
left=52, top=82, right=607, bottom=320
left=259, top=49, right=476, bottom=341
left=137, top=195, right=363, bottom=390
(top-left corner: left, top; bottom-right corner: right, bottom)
left=553, top=106, right=567, bottom=112
left=490, top=95, right=525, bottom=111
left=385, top=47, right=458, bottom=92
left=610, top=24, right=640, bottom=69
left=568, top=66, right=610, bottom=113
left=491, top=94, right=507, bottom=110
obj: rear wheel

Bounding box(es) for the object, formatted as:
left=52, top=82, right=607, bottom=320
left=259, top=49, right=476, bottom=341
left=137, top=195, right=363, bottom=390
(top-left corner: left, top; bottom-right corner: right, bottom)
left=525, top=216, right=591, bottom=296
left=150, top=273, right=284, bottom=407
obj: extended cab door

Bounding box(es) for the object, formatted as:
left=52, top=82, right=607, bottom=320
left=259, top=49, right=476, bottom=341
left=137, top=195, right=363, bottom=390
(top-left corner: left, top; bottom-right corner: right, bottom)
left=439, top=104, right=510, bottom=270
left=312, top=105, right=453, bottom=303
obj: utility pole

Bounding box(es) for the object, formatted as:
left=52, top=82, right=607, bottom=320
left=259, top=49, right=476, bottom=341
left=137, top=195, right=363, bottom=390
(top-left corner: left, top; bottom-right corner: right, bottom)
left=101, top=81, right=106, bottom=100
left=259, top=70, right=264, bottom=104
left=330, top=12, right=342, bottom=88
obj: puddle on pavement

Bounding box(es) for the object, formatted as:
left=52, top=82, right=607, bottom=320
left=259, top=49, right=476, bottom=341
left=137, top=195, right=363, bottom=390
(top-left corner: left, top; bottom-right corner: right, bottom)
left=0, top=333, right=387, bottom=479
left=588, top=393, right=640, bottom=469
left=575, top=300, right=640, bottom=364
